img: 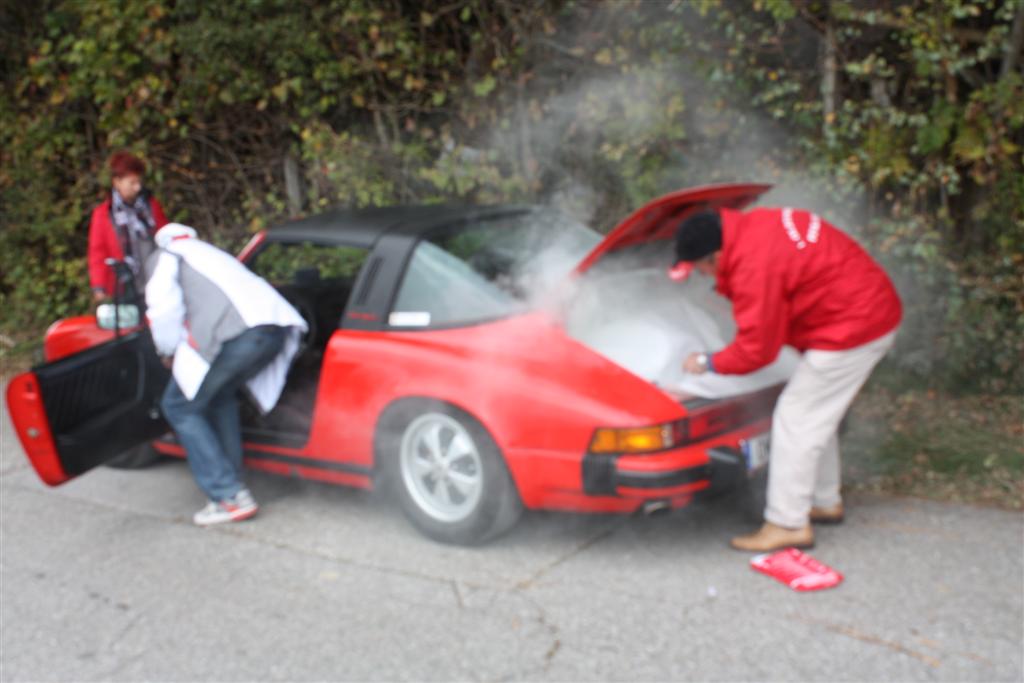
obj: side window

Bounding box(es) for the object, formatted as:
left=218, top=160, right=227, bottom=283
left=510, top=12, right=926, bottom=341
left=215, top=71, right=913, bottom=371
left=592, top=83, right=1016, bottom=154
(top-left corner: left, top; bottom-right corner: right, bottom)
left=391, top=240, right=518, bottom=327
left=248, top=241, right=368, bottom=287
left=389, top=212, right=599, bottom=329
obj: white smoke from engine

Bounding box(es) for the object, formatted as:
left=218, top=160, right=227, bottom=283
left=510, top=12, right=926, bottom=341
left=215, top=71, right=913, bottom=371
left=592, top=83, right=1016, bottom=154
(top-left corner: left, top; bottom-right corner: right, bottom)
left=562, top=266, right=798, bottom=400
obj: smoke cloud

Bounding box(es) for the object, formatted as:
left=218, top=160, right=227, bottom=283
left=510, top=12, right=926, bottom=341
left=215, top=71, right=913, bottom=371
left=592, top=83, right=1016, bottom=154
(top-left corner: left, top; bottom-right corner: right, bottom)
left=434, top=2, right=918, bottom=491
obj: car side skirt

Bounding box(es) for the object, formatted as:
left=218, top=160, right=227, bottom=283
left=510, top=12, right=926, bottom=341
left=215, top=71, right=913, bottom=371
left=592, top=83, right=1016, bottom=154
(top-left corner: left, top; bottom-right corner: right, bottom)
left=152, top=440, right=374, bottom=490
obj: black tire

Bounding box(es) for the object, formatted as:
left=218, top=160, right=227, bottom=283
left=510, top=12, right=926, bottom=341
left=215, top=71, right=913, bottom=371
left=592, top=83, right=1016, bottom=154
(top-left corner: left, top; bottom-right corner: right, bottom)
left=377, top=400, right=523, bottom=546
left=105, top=443, right=162, bottom=469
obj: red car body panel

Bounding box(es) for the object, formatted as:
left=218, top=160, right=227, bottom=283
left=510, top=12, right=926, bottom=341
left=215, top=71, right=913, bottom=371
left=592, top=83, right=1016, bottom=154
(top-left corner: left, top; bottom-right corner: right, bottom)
left=236, top=231, right=267, bottom=262
left=152, top=440, right=375, bottom=490
left=43, top=316, right=118, bottom=362
left=5, top=373, right=67, bottom=485
left=290, top=311, right=698, bottom=509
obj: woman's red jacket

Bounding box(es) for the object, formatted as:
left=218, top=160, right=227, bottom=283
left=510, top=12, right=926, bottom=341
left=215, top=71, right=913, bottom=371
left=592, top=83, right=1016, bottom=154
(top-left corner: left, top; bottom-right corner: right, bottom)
left=87, top=194, right=168, bottom=296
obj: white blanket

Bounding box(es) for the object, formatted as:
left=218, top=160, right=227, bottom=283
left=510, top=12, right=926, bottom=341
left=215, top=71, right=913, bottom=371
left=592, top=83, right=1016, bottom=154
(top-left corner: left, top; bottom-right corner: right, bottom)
left=565, top=268, right=798, bottom=399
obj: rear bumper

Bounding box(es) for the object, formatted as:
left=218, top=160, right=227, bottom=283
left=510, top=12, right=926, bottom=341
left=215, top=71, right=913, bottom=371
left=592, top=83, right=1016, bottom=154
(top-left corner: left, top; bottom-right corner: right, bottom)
left=582, top=445, right=747, bottom=499
left=583, top=449, right=711, bottom=498
left=614, top=463, right=710, bottom=490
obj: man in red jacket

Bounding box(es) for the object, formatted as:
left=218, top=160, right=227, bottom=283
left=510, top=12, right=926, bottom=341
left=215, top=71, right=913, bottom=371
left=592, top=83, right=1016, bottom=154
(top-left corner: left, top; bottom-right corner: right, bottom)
left=671, top=208, right=901, bottom=552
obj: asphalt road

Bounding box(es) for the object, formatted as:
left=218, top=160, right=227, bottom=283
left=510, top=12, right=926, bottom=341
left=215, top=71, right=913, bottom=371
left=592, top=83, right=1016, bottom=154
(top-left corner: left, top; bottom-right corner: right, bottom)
left=2, top=397, right=1022, bottom=682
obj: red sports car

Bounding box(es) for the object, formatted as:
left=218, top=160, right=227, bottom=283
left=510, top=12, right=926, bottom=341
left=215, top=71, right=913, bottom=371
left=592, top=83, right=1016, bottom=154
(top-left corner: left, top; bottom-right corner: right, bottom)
left=7, top=183, right=796, bottom=544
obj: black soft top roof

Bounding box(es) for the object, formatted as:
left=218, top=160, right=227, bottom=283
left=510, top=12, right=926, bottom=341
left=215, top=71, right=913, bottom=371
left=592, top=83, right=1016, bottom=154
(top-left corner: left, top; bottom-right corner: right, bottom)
left=265, top=204, right=535, bottom=248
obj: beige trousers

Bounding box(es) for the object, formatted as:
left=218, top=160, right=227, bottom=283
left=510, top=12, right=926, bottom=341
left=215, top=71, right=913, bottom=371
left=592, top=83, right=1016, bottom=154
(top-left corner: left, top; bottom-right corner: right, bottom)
left=764, top=330, right=897, bottom=529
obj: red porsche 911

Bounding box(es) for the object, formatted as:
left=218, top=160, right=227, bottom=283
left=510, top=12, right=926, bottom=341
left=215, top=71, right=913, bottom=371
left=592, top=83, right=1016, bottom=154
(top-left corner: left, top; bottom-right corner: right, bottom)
left=7, top=183, right=798, bottom=544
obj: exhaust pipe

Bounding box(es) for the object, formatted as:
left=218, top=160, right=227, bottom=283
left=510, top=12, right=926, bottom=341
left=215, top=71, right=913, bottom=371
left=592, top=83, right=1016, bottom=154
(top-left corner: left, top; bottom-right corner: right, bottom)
left=641, top=499, right=671, bottom=517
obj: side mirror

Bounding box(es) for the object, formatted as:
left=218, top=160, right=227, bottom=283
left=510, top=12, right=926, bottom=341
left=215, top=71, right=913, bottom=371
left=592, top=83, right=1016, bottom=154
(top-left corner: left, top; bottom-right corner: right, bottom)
left=96, top=303, right=140, bottom=330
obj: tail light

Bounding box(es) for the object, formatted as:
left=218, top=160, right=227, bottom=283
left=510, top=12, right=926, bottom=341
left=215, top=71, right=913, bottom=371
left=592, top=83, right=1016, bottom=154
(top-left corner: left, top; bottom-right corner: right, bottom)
left=588, top=384, right=782, bottom=455
left=588, top=420, right=687, bottom=455
left=683, top=385, right=785, bottom=443
left=685, top=404, right=738, bottom=442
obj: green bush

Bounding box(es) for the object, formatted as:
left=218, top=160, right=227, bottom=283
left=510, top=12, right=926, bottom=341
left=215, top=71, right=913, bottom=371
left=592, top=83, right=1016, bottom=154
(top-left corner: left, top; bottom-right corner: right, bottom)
left=1, top=0, right=1020, bottom=392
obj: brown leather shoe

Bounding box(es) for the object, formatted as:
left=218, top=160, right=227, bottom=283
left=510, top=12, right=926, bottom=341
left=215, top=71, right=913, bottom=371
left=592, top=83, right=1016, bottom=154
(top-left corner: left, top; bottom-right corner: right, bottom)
left=730, top=522, right=814, bottom=552
left=809, top=503, right=845, bottom=525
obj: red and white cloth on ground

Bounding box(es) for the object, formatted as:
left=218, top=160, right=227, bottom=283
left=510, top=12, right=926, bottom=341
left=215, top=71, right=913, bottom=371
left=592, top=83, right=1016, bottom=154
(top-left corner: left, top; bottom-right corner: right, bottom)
left=751, top=548, right=844, bottom=592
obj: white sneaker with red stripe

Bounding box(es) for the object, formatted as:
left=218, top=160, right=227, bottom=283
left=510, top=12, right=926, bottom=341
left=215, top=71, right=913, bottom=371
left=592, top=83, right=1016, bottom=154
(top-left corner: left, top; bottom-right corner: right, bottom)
left=193, top=489, right=259, bottom=526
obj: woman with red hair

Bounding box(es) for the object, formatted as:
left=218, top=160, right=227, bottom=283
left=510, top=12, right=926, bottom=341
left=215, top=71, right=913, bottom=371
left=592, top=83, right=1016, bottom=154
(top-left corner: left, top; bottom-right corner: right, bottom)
left=88, top=151, right=169, bottom=302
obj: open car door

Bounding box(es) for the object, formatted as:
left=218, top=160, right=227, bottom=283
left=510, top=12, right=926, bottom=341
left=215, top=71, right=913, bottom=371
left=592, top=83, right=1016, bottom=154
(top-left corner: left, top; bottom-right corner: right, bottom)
left=6, top=329, right=170, bottom=486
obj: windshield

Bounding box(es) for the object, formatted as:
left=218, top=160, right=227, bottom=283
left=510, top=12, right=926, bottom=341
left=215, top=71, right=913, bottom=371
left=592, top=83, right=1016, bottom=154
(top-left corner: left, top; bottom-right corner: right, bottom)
left=390, top=210, right=601, bottom=327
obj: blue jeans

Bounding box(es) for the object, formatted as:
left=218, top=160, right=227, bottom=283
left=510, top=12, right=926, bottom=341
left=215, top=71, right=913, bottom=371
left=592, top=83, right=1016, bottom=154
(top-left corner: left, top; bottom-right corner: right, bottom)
left=161, top=325, right=287, bottom=502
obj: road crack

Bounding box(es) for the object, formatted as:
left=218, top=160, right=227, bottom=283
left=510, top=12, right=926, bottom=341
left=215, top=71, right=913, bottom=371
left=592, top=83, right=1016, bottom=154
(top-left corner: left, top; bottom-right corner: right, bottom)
left=514, top=520, right=622, bottom=590
left=450, top=580, right=465, bottom=609
left=793, top=614, right=942, bottom=668
left=504, top=520, right=626, bottom=676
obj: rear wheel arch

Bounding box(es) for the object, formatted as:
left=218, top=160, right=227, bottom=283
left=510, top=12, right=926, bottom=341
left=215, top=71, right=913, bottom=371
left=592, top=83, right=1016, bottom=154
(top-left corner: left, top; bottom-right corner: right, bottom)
left=373, top=396, right=501, bottom=467
left=373, top=396, right=523, bottom=545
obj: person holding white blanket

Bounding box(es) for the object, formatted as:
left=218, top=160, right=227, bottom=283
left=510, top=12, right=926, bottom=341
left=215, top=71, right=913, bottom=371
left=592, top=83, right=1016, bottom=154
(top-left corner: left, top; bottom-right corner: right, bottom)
left=145, top=223, right=306, bottom=526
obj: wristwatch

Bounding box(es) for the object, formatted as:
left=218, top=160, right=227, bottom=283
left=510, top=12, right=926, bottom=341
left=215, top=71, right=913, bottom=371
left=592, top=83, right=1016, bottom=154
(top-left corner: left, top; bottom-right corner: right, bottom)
left=696, top=353, right=709, bottom=371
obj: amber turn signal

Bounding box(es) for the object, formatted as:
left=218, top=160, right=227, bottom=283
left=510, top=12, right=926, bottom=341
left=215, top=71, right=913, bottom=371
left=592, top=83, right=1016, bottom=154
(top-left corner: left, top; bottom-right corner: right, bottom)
left=589, top=423, right=679, bottom=454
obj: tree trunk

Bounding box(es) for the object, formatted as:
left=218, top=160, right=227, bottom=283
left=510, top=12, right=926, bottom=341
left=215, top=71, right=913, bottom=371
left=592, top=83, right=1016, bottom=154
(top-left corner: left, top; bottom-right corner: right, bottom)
left=516, top=76, right=537, bottom=188
left=1000, top=0, right=1024, bottom=80
left=820, top=9, right=838, bottom=135
left=283, top=152, right=303, bottom=218
left=372, top=108, right=390, bottom=149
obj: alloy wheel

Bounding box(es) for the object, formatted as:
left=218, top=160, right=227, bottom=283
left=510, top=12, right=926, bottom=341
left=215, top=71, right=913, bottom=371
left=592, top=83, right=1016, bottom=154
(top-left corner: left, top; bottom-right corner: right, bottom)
left=399, top=412, right=484, bottom=523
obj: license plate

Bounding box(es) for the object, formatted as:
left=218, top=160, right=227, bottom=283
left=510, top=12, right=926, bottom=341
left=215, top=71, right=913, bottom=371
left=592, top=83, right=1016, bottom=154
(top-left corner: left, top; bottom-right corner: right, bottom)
left=740, top=433, right=771, bottom=472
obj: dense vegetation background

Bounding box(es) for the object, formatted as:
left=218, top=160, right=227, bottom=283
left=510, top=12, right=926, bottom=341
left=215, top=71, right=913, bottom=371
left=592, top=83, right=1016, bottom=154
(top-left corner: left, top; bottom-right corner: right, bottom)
left=2, top=0, right=1022, bottom=395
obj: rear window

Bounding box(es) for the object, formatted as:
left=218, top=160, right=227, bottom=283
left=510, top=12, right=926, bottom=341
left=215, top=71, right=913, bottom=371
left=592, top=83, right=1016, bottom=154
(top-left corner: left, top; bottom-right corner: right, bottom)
left=390, top=211, right=600, bottom=328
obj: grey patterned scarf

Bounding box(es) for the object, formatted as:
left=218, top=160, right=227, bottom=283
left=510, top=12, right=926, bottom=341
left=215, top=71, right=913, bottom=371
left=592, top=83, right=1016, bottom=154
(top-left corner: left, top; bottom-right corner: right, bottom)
left=111, top=189, right=156, bottom=293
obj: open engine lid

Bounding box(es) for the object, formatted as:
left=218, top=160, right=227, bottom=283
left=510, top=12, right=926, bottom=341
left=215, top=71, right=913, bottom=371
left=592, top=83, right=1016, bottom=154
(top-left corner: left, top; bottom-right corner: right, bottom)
left=573, top=183, right=772, bottom=274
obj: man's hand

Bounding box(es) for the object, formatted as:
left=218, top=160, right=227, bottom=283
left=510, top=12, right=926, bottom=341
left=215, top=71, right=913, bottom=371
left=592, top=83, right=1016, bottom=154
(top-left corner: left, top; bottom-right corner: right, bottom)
left=161, top=356, right=173, bottom=369
left=92, top=290, right=108, bottom=304
left=683, top=352, right=708, bottom=374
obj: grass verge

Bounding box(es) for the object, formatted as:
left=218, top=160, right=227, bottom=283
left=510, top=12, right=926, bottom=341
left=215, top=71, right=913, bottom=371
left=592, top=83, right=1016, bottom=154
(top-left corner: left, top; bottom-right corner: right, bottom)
left=842, top=383, right=1023, bottom=510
